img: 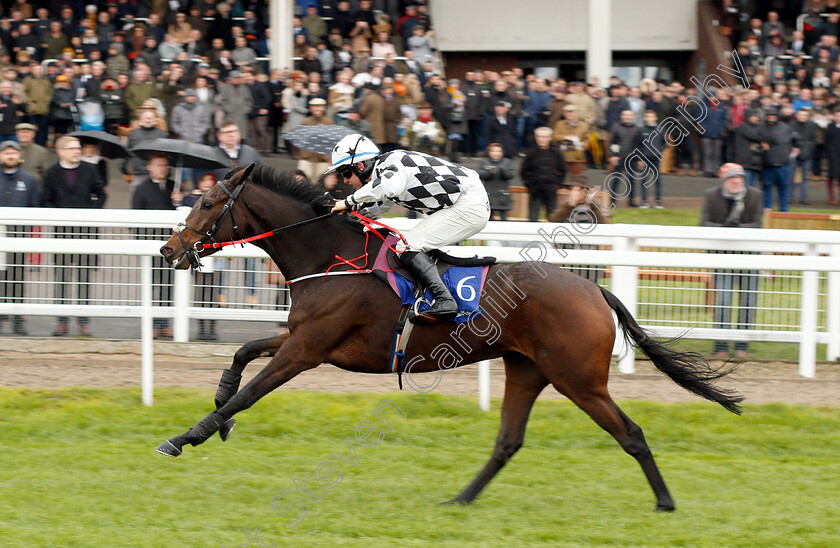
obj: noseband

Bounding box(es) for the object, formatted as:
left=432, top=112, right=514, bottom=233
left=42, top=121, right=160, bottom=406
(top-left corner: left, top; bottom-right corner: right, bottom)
left=174, top=179, right=247, bottom=269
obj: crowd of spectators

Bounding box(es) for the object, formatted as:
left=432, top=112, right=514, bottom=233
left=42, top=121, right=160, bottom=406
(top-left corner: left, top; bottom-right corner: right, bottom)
left=0, top=0, right=838, bottom=214
left=6, top=1, right=840, bottom=339
left=708, top=1, right=840, bottom=207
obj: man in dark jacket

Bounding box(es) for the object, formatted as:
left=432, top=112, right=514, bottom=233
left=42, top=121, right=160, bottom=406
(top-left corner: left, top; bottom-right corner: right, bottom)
left=675, top=89, right=701, bottom=176
left=247, top=72, right=273, bottom=154
left=789, top=108, right=817, bottom=204
left=634, top=110, right=667, bottom=208
left=424, top=74, right=451, bottom=131
left=268, top=68, right=286, bottom=153
left=100, top=77, right=126, bottom=134
left=733, top=109, right=764, bottom=188
left=42, top=136, right=107, bottom=337
left=132, top=153, right=183, bottom=339
left=608, top=109, right=640, bottom=206
left=699, top=96, right=729, bottom=177
left=520, top=126, right=566, bottom=221
left=137, top=36, right=163, bottom=78
left=0, top=141, right=39, bottom=335
left=701, top=163, right=763, bottom=361
left=825, top=109, right=840, bottom=205
left=126, top=109, right=168, bottom=179
left=485, top=100, right=516, bottom=159
left=603, top=86, right=630, bottom=132
left=0, top=80, right=25, bottom=141
left=462, top=71, right=485, bottom=157
left=759, top=107, right=794, bottom=211
left=214, top=119, right=263, bottom=181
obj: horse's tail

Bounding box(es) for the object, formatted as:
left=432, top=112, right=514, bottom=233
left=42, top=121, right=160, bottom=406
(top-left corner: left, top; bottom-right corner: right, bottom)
left=599, top=286, right=743, bottom=415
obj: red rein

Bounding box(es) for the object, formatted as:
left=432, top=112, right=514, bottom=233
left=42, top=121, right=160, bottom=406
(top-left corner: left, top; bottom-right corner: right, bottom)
left=194, top=209, right=409, bottom=284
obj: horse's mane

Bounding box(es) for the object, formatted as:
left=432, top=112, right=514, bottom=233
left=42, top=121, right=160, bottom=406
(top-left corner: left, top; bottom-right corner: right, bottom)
left=247, top=165, right=323, bottom=205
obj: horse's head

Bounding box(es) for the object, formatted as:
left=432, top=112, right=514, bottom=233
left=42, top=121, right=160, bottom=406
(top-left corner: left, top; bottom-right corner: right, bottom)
left=160, top=163, right=256, bottom=269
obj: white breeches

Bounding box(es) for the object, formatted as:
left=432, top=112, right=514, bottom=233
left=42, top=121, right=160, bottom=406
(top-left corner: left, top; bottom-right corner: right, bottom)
left=399, top=183, right=491, bottom=253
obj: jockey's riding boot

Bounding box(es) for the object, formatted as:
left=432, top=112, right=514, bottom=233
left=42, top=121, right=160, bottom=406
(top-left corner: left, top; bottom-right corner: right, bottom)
left=402, top=251, right=458, bottom=324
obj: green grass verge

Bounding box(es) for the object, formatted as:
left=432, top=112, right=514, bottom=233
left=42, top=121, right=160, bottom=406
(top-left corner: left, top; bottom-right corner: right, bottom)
left=612, top=206, right=840, bottom=226
left=1, top=388, right=838, bottom=547
left=612, top=208, right=702, bottom=225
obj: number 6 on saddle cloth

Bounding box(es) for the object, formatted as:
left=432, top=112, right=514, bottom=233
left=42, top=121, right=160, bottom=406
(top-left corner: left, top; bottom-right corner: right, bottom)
left=371, top=233, right=493, bottom=324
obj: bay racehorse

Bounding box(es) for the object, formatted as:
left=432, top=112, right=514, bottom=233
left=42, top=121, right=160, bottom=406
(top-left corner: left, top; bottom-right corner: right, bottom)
left=157, top=164, right=742, bottom=511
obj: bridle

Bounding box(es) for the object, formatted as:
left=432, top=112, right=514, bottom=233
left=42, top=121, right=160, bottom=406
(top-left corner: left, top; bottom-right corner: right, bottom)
left=173, top=178, right=247, bottom=269
left=171, top=176, right=335, bottom=269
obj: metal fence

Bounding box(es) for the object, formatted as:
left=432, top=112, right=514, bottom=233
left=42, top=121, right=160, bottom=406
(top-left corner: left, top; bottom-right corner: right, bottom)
left=2, top=207, right=840, bottom=404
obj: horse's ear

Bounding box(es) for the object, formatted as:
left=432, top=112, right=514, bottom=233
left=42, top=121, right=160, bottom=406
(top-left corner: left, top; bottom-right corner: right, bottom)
left=230, top=163, right=256, bottom=187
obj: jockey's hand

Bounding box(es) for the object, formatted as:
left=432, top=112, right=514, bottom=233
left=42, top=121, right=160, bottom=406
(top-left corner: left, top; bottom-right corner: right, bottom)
left=311, top=193, right=336, bottom=214
left=331, top=199, right=349, bottom=213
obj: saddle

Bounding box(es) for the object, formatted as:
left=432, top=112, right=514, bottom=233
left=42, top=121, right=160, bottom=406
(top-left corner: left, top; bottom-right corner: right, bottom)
left=385, top=247, right=496, bottom=281
left=368, top=231, right=496, bottom=390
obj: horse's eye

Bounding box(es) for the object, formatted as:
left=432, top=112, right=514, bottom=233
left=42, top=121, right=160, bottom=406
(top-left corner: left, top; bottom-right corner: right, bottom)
left=202, top=201, right=213, bottom=209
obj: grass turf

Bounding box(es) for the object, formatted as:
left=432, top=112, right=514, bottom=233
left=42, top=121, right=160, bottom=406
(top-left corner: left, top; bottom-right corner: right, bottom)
left=611, top=207, right=840, bottom=226
left=1, top=388, right=838, bottom=547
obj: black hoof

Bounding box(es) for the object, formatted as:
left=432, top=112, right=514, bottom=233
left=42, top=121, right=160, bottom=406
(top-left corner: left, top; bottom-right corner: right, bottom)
left=219, top=418, right=236, bottom=441
left=156, top=440, right=182, bottom=457
left=440, top=497, right=471, bottom=506
left=655, top=502, right=676, bottom=512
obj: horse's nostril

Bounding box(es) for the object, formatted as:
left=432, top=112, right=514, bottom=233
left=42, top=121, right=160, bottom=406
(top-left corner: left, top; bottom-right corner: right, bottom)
left=161, top=246, right=173, bottom=256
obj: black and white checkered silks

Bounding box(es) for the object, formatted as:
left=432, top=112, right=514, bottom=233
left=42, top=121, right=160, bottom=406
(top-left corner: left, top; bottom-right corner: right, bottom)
left=346, top=151, right=480, bottom=213
left=346, top=150, right=490, bottom=252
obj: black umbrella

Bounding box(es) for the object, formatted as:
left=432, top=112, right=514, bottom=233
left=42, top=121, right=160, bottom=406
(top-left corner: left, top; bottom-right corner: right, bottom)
left=130, top=139, right=228, bottom=169
left=283, top=124, right=358, bottom=156
left=67, top=130, right=131, bottom=159
left=131, top=139, right=228, bottom=192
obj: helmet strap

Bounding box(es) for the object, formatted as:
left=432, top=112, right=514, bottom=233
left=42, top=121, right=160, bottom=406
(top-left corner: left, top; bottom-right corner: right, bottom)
left=353, top=159, right=376, bottom=181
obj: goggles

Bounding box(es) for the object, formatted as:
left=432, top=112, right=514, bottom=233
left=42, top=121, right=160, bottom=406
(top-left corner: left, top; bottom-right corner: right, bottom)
left=336, top=164, right=354, bottom=178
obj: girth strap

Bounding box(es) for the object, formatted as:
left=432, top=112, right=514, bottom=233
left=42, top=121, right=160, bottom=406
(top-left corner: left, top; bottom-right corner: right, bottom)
left=389, top=282, right=424, bottom=389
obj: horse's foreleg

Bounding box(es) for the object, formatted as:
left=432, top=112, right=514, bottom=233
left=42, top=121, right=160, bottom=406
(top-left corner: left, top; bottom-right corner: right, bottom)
left=216, top=332, right=292, bottom=408
left=157, top=333, right=323, bottom=457
left=446, top=354, right=548, bottom=504
left=214, top=332, right=292, bottom=441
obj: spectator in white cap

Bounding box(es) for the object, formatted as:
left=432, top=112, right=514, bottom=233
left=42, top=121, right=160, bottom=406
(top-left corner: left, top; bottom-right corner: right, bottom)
left=15, top=122, right=52, bottom=191
left=296, top=97, right=334, bottom=180
left=701, top=162, right=764, bottom=361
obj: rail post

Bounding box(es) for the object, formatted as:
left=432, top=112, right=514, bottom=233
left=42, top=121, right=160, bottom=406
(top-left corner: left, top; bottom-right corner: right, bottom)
left=173, top=268, right=191, bottom=342
left=826, top=244, right=840, bottom=362
left=612, top=236, right=639, bottom=374
left=141, top=256, right=154, bottom=406
left=798, top=244, right=818, bottom=378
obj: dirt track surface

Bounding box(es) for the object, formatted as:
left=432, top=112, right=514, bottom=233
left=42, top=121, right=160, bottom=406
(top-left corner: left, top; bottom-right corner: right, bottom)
left=1, top=339, right=838, bottom=406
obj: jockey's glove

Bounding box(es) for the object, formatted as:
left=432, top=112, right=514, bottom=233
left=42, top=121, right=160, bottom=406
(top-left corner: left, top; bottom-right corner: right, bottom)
left=311, top=192, right=336, bottom=214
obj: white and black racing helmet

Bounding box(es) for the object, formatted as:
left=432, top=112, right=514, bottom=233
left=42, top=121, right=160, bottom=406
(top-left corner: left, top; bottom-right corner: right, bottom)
left=326, top=134, right=381, bottom=181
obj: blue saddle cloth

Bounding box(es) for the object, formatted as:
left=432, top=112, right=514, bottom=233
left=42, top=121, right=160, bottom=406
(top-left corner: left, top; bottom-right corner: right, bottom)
left=392, top=265, right=487, bottom=324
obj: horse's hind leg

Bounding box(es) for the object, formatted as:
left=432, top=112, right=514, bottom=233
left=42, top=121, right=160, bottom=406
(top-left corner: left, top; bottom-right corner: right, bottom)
left=447, top=353, right=548, bottom=504
left=558, top=383, right=675, bottom=512
left=214, top=332, right=291, bottom=441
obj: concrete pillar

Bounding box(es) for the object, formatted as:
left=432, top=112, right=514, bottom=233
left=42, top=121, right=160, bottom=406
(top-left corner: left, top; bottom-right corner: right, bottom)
left=270, top=0, right=294, bottom=71
left=586, top=0, right=612, bottom=86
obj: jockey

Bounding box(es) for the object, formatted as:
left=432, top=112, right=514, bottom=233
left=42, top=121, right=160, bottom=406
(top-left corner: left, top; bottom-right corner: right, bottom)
left=329, top=134, right=491, bottom=323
